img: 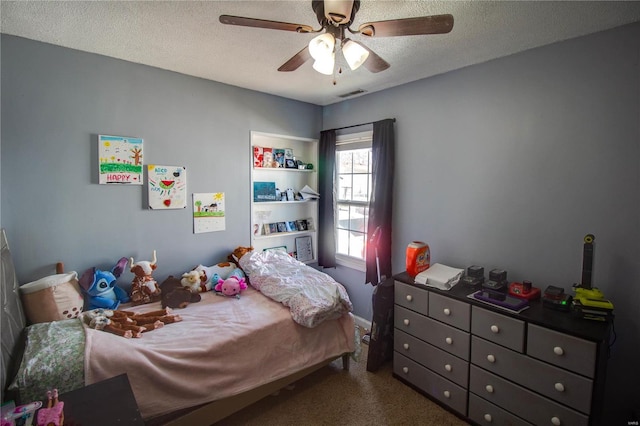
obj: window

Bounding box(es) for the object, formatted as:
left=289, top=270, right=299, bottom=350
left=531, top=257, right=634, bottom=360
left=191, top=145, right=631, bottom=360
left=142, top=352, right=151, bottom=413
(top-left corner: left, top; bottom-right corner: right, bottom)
left=335, top=131, right=372, bottom=269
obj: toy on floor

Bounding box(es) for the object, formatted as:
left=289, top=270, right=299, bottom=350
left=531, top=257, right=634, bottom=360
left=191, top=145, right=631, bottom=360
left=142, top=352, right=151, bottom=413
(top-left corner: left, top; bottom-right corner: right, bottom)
left=78, top=257, right=130, bottom=310
left=129, top=250, right=161, bottom=306
left=82, top=307, right=182, bottom=338
left=161, top=276, right=201, bottom=309
left=36, top=389, right=64, bottom=426
left=214, top=268, right=247, bottom=299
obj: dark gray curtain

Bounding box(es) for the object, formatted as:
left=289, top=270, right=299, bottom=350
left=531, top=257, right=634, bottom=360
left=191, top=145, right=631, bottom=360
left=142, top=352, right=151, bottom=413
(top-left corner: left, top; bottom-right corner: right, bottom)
left=317, top=129, right=336, bottom=268
left=365, top=119, right=395, bottom=285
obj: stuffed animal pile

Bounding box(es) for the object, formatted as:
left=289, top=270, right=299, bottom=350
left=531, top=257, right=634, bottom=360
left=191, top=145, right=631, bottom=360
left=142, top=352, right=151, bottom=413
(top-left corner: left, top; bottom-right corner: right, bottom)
left=82, top=307, right=182, bottom=338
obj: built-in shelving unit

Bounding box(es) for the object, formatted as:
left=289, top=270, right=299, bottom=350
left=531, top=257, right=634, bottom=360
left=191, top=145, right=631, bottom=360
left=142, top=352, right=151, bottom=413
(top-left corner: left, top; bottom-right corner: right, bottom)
left=250, top=131, right=318, bottom=262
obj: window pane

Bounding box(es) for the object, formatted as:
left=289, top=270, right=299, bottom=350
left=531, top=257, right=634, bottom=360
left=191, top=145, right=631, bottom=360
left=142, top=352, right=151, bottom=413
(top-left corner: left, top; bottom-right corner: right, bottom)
left=349, top=231, right=366, bottom=258
left=337, top=229, right=350, bottom=255
left=352, top=174, right=369, bottom=202
left=338, top=151, right=353, bottom=173
left=368, top=150, right=372, bottom=173
left=337, top=204, right=349, bottom=229
left=352, top=150, right=369, bottom=173
left=349, top=205, right=366, bottom=232
left=337, top=174, right=352, bottom=201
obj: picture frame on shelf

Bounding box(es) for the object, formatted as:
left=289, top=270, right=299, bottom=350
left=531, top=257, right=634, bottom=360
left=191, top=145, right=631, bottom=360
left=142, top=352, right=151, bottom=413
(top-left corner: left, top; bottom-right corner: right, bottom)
left=295, top=236, right=313, bottom=262
left=285, top=159, right=297, bottom=169
left=277, top=222, right=287, bottom=232
left=263, top=223, right=271, bottom=235
left=296, top=219, right=308, bottom=231
left=269, top=223, right=278, bottom=234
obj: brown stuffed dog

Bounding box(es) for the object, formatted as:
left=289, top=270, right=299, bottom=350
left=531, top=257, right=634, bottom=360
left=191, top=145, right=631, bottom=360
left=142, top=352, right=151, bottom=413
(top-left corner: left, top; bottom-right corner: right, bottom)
left=229, top=246, right=254, bottom=264
left=160, top=275, right=201, bottom=309
left=83, top=307, right=182, bottom=338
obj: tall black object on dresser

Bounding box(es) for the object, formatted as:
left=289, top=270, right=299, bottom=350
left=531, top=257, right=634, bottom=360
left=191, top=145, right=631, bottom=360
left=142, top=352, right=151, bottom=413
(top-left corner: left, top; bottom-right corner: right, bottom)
left=393, top=272, right=611, bottom=426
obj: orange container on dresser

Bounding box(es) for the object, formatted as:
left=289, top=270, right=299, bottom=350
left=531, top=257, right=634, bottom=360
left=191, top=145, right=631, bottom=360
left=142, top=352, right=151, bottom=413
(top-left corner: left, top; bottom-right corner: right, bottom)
left=406, top=241, right=430, bottom=277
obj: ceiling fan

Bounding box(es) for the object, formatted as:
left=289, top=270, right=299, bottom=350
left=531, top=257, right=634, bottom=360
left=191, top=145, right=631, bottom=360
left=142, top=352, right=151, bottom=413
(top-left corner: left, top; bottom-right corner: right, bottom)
left=219, top=0, right=453, bottom=75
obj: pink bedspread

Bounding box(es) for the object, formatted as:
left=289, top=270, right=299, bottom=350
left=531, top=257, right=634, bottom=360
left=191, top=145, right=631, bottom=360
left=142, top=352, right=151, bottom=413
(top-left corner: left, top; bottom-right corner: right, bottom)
left=83, top=288, right=355, bottom=419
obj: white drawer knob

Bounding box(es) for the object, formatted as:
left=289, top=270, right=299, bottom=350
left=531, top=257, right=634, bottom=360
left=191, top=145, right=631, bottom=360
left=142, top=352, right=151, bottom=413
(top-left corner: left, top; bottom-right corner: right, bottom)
left=490, top=325, right=500, bottom=333
left=487, top=354, right=496, bottom=363
left=553, top=346, right=564, bottom=356
left=403, top=343, right=410, bottom=350
left=406, top=295, right=413, bottom=302
left=445, top=337, right=453, bottom=345
left=443, top=308, right=451, bottom=316
left=403, top=319, right=410, bottom=326
left=551, top=416, right=561, bottom=426
left=484, top=413, right=493, bottom=422
left=445, top=364, right=452, bottom=372
left=402, top=367, right=409, bottom=374
left=443, top=390, right=450, bottom=398
left=485, top=384, right=494, bottom=393
left=555, top=383, right=565, bottom=392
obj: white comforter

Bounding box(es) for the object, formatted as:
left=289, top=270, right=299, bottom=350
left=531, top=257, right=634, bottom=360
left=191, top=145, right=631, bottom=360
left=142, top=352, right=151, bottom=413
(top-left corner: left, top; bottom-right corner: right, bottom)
left=239, top=250, right=353, bottom=327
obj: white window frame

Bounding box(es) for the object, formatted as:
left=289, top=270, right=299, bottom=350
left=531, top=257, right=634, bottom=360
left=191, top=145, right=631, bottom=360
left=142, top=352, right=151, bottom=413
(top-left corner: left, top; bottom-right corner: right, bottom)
left=334, top=130, right=373, bottom=272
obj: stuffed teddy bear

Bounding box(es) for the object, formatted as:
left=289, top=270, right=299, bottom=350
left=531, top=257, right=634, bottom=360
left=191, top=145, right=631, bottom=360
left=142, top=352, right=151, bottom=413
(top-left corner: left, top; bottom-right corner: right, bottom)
left=78, top=257, right=130, bottom=310
left=181, top=270, right=207, bottom=293
left=161, top=275, right=201, bottom=309
left=214, top=268, right=247, bottom=299
left=129, top=250, right=161, bottom=306
left=82, top=307, right=182, bottom=338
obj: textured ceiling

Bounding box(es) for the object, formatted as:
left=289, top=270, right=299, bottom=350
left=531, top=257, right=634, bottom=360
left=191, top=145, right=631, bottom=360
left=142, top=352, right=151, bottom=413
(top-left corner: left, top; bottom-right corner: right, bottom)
left=2, top=1, right=640, bottom=106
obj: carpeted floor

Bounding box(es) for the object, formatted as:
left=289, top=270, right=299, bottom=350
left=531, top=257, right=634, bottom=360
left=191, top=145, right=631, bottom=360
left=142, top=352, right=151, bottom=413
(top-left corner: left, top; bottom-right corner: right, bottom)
left=217, top=334, right=470, bottom=426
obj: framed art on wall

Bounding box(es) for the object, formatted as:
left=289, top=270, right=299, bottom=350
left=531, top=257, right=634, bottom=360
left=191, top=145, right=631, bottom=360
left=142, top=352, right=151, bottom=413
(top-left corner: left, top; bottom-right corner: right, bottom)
left=98, top=135, right=144, bottom=184
left=295, top=236, right=313, bottom=262
left=147, top=165, right=187, bottom=209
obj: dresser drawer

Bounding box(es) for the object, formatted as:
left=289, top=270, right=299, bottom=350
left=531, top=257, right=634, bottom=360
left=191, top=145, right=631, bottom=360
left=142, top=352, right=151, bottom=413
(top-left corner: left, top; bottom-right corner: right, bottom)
left=395, top=306, right=470, bottom=360
left=394, top=329, right=469, bottom=388
left=470, top=366, right=589, bottom=426
left=394, top=352, right=468, bottom=415
left=471, top=306, right=525, bottom=352
left=527, top=323, right=597, bottom=378
left=471, top=337, right=593, bottom=413
left=468, top=393, right=532, bottom=426
left=429, top=292, right=471, bottom=331
left=395, top=281, right=429, bottom=314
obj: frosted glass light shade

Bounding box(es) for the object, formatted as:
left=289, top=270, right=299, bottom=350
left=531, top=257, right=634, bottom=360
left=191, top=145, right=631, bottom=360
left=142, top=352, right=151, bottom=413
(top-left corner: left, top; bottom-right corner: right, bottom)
left=342, top=40, right=369, bottom=70
left=313, top=54, right=335, bottom=75
left=309, top=33, right=335, bottom=61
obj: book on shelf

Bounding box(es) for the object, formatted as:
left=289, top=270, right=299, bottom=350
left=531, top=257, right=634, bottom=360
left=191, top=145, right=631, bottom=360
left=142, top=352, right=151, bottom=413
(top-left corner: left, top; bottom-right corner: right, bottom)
left=263, top=223, right=271, bottom=235
left=253, top=146, right=263, bottom=168
left=262, top=147, right=276, bottom=168
left=284, top=148, right=294, bottom=160
left=274, top=149, right=285, bottom=168
left=253, top=182, right=277, bottom=201
left=268, top=223, right=278, bottom=234
left=277, top=222, right=287, bottom=232
left=286, top=221, right=298, bottom=232
left=305, top=217, right=315, bottom=231
left=296, top=219, right=308, bottom=231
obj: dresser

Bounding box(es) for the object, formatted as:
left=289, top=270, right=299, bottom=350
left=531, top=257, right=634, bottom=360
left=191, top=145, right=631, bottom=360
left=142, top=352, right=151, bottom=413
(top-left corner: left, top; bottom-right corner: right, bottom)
left=393, top=272, right=611, bottom=426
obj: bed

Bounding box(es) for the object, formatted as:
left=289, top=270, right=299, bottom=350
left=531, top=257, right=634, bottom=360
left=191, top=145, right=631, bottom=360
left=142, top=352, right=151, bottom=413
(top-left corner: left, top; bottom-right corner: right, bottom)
left=1, top=238, right=359, bottom=425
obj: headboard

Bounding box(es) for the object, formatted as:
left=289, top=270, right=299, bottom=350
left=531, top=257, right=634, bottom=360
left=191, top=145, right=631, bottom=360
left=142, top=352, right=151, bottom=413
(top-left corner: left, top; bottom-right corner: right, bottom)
left=1, top=228, right=27, bottom=396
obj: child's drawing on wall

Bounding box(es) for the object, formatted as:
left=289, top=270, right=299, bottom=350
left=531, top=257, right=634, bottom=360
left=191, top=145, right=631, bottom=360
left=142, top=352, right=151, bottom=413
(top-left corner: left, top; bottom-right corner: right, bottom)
left=193, top=192, right=226, bottom=233
left=98, top=135, right=144, bottom=184
left=148, top=165, right=187, bottom=209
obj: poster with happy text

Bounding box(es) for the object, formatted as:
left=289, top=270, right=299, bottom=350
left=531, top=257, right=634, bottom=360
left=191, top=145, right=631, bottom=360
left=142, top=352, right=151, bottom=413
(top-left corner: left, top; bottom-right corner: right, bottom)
left=98, top=135, right=144, bottom=184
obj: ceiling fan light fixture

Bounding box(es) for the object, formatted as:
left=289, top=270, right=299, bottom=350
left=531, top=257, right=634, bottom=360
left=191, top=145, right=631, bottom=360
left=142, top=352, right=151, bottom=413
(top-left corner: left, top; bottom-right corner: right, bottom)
left=342, top=39, right=369, bottom=70
left=323, top=0, right=354, bottom=24
left=309, top=33, right=335, bottom=61
left=312, top=53, right=335, bottom=75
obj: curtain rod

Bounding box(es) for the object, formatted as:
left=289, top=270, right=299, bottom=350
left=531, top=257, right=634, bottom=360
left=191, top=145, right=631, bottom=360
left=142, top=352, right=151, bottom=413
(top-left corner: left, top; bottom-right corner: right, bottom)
left=326, top=118, right=395, bottom=132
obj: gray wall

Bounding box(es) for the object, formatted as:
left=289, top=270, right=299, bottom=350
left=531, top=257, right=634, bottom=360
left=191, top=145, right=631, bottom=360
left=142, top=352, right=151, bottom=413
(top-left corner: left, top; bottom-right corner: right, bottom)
left=2, top=21, right=639, bottom=422
left=1, top=35, right=322, bottom=285
left=323, top=22, right=640, bottom=423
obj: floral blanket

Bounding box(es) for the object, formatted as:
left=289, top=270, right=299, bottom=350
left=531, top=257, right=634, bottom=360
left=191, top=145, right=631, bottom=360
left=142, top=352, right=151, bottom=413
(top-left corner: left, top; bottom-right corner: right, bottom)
left=238, top=249, right=353, bottom=327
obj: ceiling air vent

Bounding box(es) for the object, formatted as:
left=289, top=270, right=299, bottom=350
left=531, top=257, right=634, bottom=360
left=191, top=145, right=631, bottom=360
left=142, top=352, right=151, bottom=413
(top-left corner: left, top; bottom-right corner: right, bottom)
left=338, top=89, right=367, bottom=98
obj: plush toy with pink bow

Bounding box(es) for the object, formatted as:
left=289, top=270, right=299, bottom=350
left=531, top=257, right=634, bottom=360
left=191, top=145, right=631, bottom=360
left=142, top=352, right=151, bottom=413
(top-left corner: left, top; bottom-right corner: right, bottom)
left=214, top=268, right=247, bottom=299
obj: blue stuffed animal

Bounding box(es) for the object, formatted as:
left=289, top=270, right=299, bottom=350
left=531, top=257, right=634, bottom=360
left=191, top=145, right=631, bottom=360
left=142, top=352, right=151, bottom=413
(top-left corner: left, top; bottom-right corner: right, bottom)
left=79, top=257, right=130, bottom=310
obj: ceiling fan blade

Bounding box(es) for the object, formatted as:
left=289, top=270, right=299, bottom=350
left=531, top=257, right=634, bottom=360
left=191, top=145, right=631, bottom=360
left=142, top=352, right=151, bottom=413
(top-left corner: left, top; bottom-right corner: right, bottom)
left=219, top=15, right=314, bottom=33
left=358, top=14, right=454, bottom=37
left=278, top=46, right=312, bottom=72
left=358, top=43, right=390, bottom=73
